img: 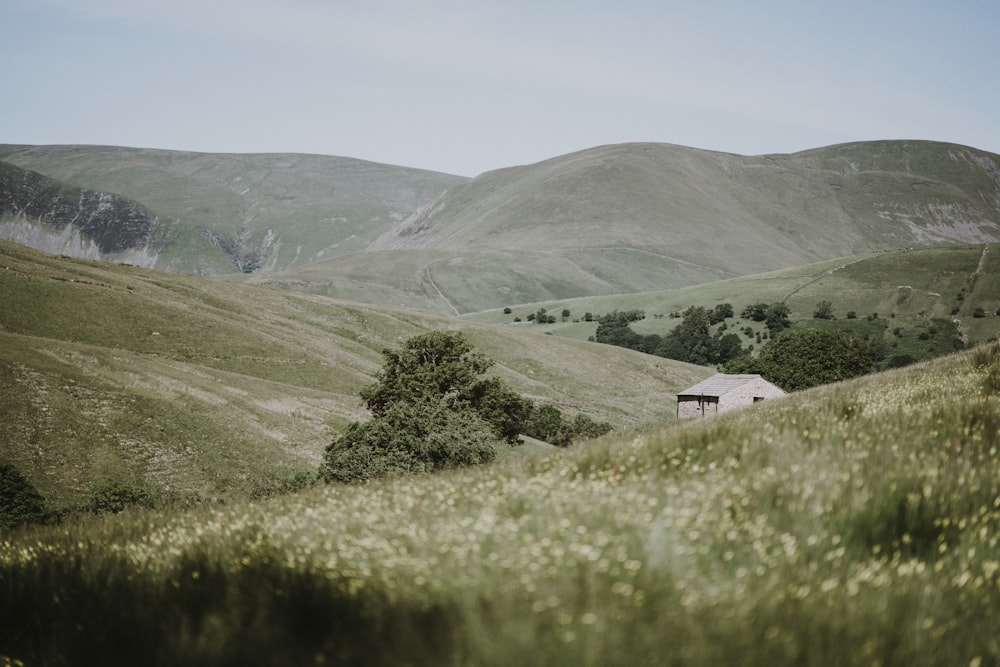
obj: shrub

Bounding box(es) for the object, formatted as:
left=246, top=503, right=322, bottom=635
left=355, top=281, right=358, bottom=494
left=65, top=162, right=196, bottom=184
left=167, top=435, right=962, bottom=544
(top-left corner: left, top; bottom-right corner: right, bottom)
left=523, top=405, right=612, bottom=447
left=85, top=481, right=154, bottom=515
left=813, top=300, right=834, bottom=319
left=885, top=354, right=917, bottom=368
left=524, top=404, right=573, bottom=447
left=321, top=400, right=498, bottom=483
left=0, top=463, right=48, bottom=531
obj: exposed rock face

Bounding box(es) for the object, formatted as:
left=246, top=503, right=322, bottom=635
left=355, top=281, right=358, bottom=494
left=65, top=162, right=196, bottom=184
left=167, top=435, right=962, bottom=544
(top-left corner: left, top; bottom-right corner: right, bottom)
left=0, top=161, right=159, bottom=258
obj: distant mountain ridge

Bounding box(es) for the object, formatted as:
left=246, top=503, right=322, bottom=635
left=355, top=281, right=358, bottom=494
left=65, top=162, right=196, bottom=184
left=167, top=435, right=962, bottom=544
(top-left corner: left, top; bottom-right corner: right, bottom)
left=375, top=140, right=1000, bottom=259
left=271, top=140, right=1000, bottom=313
left=0, top=144, right=467, bottom=274
left=3, top=140, right=999, bottom=314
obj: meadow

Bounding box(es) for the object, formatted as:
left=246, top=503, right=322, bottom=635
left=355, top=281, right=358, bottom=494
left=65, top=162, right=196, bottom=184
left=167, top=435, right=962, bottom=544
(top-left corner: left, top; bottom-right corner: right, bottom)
left=3, top=343, right=999, bottom=665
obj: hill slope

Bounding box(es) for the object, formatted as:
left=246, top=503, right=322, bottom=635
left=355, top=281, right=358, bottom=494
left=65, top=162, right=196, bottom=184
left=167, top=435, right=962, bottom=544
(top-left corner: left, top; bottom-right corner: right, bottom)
left=1, top=160, right=162, bottom=265
left=466, top=244, right=1000, bottom=360
left=273, top=140, right=997, bottom=313
left=0, top=240, right=707, bottom=508
left=377, top=141, right=1000, bottom=257
left=0, top=144, right=467, bottom=274
left=4, top=341, right=999, bottom=665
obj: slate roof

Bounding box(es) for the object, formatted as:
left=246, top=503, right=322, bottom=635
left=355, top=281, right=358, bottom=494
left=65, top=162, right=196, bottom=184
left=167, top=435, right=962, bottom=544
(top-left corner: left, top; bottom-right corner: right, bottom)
left=677, top=374, right=764, bottom=398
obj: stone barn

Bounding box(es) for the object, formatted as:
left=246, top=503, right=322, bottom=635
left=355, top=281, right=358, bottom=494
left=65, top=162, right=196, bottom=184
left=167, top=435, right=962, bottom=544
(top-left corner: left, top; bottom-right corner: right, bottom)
left=676, top=373, right=786, bottom=419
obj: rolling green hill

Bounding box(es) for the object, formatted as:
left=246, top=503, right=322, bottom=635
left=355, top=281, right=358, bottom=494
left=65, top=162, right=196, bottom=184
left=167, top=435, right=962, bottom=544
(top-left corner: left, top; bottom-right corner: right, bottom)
left=0, top=239, right=707, bottom=510
left=4, top=340, right=999, bottom=665
left=0, top=144, right=466, bottom=274
left=247, top=140, right=1000, bottom=314
left=4, top=141, right=998, bottom=316
left=466, top=245, right=1000, bottom=366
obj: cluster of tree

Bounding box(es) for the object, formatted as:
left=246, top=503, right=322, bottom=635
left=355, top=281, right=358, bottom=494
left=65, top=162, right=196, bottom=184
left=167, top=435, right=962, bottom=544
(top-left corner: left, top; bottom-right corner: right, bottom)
left=740, top=302, right=792, bottom=333
left=522, top=404, right=613, bottom=447
left=724, top=328, right=875, bottom=391
left=522, top=308, right=574, bottom=324
left=593, top=306, right=746, bottom=365
left=1, top=463, right=163, bottom=532
left=320, top=332, right=612, bottom=483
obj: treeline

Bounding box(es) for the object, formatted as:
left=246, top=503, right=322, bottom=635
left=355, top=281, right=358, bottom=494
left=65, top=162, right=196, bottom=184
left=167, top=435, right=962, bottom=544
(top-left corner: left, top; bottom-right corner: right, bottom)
left=589, top=298, right=966, bottom=392
left=592, top=303, right=791, bottom=365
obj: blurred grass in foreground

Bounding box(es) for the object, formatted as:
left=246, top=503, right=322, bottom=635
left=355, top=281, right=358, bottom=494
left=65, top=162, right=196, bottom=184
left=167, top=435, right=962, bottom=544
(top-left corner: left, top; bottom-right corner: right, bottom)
left=3, top=344, right=1000, bottom=666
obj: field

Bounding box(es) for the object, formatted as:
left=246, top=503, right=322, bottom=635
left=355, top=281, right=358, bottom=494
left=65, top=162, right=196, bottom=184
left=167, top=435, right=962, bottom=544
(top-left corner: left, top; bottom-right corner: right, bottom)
left=466, top=245, right=1000, bottom=365
left=3, top=344, right=999, bottom=665
left=3, top=139, right=1000, bottom=665
left=0, top=239, right=707, bottom=510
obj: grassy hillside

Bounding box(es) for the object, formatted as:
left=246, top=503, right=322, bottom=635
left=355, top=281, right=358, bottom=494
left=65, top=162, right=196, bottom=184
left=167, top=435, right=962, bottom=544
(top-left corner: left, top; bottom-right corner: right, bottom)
left=271, top=140, right=998, bottom=313
left=0, top=145, right=466, bottom=274
left=466, top=245, right=1000, bottom=365
left=3, top=342, right=998, bottom=665
left=0, top=240, right=707, bottom=510
left=5, top=141, right=998, bottom=315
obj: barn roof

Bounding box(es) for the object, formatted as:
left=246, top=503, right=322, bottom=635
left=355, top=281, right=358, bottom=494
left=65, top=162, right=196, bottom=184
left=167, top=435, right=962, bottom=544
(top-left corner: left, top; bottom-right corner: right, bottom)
left=677, top=373, right=766, bottom=398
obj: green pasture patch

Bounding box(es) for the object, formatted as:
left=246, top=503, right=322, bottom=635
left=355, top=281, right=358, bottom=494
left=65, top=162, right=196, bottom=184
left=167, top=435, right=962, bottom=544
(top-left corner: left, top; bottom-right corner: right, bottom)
left=3, top=345, right=1000, bottom=665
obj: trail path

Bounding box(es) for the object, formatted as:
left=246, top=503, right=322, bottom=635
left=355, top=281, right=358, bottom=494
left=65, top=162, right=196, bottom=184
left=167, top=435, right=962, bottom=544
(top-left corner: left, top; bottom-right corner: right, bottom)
left=781, top=256, right=872, bottom=303
left=953, top=243, right=990, bottom=344
left=976, top=243, right=990, bottom=274
left=424, top=261, right=460, bottom=316
left=582, top=247, right=740, bottom=277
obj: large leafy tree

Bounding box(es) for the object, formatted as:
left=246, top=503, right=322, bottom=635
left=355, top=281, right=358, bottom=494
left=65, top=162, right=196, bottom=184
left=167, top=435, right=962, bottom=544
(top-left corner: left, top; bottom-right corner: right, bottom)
left=726, top=328, right=874, bottom=391
left=321, top=332, right=529, bottom=483
left=359, top=331, right=494, bottom=417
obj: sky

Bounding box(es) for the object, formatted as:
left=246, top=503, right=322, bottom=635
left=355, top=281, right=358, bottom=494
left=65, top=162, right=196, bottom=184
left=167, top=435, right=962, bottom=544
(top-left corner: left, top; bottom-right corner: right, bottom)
left=2, top=0, right=999, bottom=177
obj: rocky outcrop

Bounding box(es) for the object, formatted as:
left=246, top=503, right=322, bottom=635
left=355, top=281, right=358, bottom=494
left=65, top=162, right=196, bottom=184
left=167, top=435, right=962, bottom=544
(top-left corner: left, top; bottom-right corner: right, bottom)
left=0, top=161, right=160, bottom=257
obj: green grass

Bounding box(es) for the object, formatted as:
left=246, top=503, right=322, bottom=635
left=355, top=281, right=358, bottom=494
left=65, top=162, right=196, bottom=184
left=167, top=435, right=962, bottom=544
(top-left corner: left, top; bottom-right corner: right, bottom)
left=7, top=141, right=1000, bottom=315
left=2, top=344, right=999, bottom=665
left=466, top=246, right=1000, bottom=364
left=0, top=240, right=708, bottom=510
left=0, top=144, right=466, bottom=274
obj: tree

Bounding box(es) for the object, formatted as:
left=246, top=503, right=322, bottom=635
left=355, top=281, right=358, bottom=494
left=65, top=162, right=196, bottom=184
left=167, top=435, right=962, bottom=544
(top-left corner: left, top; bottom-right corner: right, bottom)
left=813, top=300, right=835, bottom=320
left=321, top=399, right=499, bottom=483
left=710, top=303, right=735, bottom=325
left=534, top=308, right=554, bottom=324
left=741, top=303, right=769, bottom=322
left=727, top=328, right=874, bottom=391
left=561, top=309, right=571, bottom=322
left=571, top=414, right=613, bottom=440
left=358, top=331, right=492, bottom=417
left=466, top=377, right=533, bottom=445
left=321, top=332, right=526, bottom=483
left=765, top=303, right=792, bottom=334
left=1, top=463, right=48, bottom=531
left=525, top=404, right=572, bottom=446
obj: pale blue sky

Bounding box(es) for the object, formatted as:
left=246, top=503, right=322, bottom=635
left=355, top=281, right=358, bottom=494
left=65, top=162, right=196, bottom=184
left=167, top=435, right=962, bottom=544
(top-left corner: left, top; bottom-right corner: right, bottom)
left=2, top=0, right=998, bottom=176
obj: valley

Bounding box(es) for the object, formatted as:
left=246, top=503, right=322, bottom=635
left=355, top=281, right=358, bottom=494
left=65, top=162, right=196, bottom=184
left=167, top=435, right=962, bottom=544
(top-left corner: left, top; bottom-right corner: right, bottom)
left=2, top=138, right=1000, bottom=666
